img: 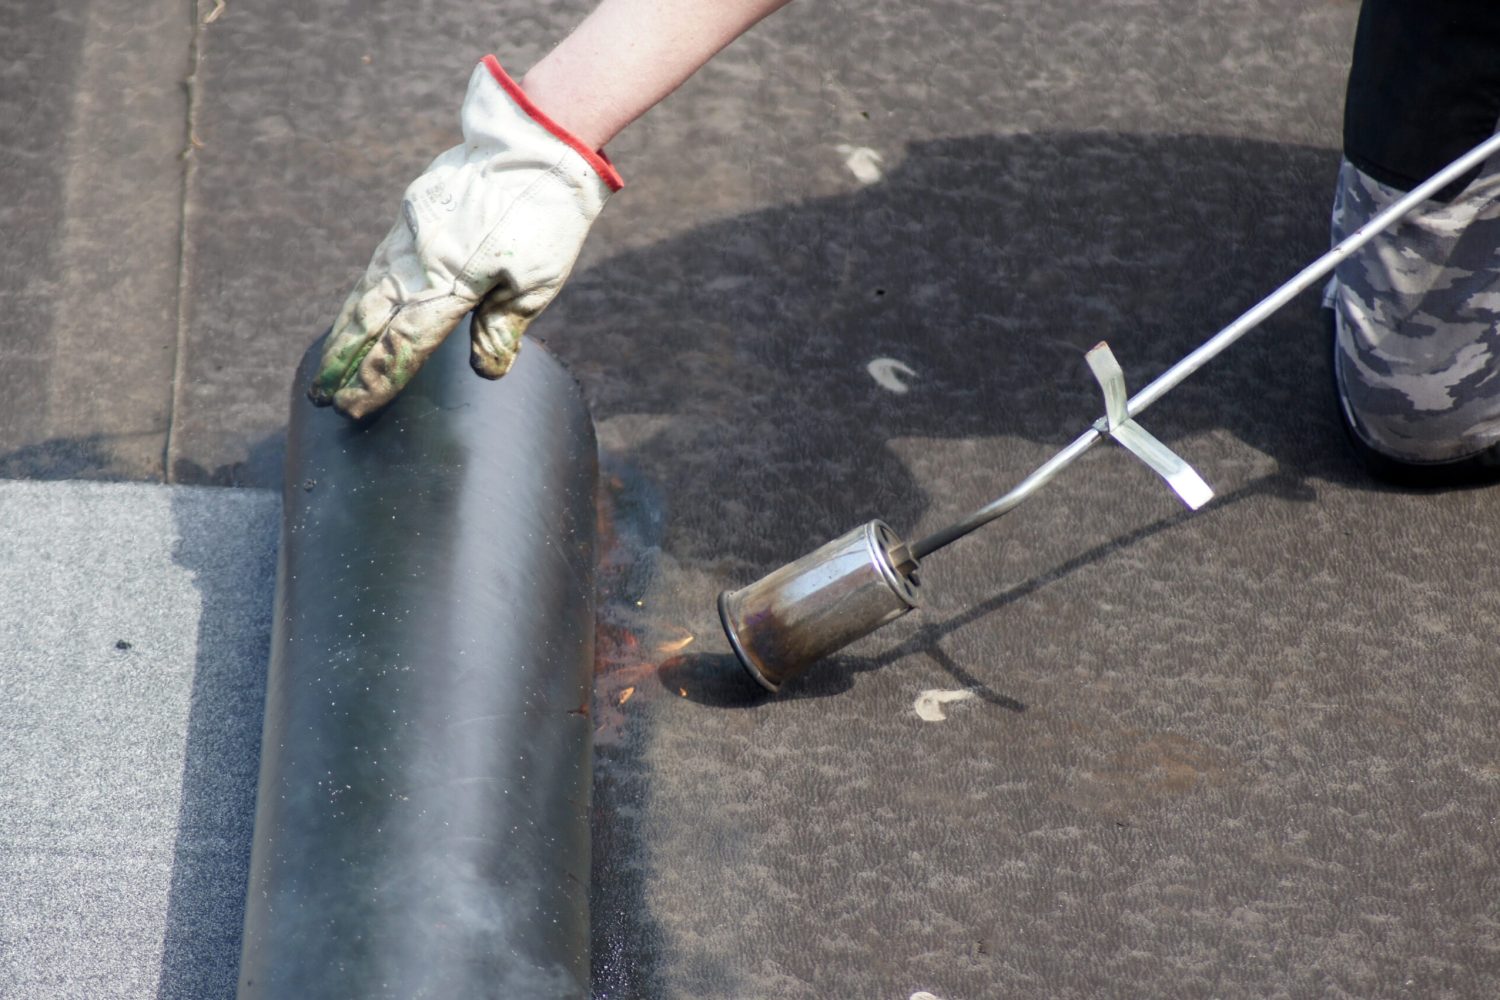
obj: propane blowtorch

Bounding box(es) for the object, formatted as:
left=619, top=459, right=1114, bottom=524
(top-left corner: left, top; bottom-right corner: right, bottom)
left=718, top=130, right=1500, bottom=693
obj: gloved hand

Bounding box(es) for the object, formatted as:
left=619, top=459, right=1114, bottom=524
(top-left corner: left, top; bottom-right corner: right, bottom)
left=309, top=55, right=623, bottom=418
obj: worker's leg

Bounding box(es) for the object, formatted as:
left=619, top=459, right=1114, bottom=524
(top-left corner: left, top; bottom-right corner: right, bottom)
left=1326, top=0, right=1500, bottom=485
left=1326, top=155, right=1500, bottom=485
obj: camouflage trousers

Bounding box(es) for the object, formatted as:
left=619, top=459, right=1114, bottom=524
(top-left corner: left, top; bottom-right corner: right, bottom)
left=1325, top=151, right=1500, bottom=463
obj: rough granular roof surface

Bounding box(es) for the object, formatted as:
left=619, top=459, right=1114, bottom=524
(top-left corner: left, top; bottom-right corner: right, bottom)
left=6, top=0, right=1500, bottom=996
left=0, top=483, right=277, bottom=999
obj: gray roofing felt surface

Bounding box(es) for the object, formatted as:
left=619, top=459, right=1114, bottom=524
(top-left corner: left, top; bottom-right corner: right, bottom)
left=0, top=483, right=277, bottom=999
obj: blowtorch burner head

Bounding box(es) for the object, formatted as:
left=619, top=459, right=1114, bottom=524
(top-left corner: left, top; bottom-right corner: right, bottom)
left=717, top=520, right=921, bottom=693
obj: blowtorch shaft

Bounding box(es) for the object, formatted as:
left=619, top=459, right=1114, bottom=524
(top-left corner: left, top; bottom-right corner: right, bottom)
left=908, top=129, right=1500, bottom=562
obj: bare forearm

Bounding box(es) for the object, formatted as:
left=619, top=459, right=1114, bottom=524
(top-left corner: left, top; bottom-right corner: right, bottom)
left=520, top=0, right=795, bottom=149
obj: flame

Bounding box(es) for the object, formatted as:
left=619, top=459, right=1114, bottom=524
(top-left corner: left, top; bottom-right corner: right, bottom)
left=678, top=688, right=688, bottom=698
left=656, top=632, right=695, bottom=654
left=617, top=686, right=635, bottom=705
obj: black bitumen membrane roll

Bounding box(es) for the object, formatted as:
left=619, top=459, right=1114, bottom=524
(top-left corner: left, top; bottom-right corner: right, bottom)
left=238, top=324, right=598, bottom=998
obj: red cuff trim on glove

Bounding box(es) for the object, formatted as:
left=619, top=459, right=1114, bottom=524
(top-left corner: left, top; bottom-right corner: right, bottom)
left=482, top=55, right=625, bottom=192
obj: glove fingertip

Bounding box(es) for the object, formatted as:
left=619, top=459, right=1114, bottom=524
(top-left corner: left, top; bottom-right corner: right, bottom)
left=469, top=340, right=519, bottom=380
left=332, top=385, right=386, bottom=422
left=469, top=306, right=525, bottom=380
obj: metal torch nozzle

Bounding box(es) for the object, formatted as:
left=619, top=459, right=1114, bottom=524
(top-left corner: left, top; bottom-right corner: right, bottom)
left=717, top=520, right=922, bottom=693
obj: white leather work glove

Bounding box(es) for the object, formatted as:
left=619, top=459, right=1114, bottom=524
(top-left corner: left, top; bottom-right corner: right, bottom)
left=309, top=56, right=623, bottom=418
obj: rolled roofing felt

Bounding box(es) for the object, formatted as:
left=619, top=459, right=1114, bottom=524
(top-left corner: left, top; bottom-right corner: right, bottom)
left=238, top=323, right=598, bottom=999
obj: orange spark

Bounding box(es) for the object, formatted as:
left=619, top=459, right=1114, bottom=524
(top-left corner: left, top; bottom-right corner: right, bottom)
left=617, top=686, right=635, bottom=705
left=657, top=633, right=695, bottom=654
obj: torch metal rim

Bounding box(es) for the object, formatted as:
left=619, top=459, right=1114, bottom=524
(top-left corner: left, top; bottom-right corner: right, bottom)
left=718, top=589, right=781, bottom=694
left=865, top=520, right=922, bottom=609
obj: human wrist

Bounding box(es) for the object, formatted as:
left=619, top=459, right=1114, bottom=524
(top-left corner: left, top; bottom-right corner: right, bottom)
left=517, top=56, right=624, bottom=152
left=482, top=56, right=623, bottom=191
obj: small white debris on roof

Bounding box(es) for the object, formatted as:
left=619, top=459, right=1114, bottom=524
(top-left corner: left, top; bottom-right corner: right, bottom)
left=913, top=689, right=975, bottom=722
left=835, top=144, right=885, bottom=184
left=867, top=357, right=917, bottom=394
